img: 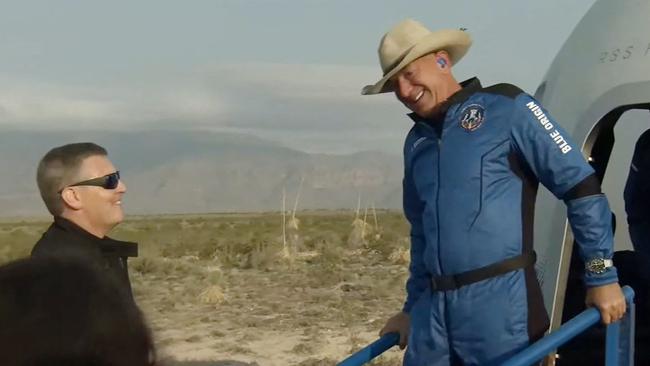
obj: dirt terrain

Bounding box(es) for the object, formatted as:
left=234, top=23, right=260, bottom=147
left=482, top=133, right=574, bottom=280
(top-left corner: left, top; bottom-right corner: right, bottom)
left=0, top=211, right=411, bottom=365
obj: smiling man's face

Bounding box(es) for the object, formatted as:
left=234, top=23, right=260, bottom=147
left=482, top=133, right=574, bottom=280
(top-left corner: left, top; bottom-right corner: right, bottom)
left=390, top=53, right=450, bottom=118
left=71, top=155, right=127, bottom=235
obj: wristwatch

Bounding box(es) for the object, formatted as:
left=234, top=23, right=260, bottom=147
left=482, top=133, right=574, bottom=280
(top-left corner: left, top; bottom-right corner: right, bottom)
left=585, top=258, right=614, bottom=274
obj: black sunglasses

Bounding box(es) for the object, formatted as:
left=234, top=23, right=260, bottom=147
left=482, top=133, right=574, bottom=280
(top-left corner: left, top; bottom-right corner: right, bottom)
left=60, top=171, right=121, bottom=192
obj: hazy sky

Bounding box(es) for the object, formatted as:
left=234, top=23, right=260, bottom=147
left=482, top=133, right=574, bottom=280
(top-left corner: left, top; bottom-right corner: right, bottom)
left=0, top=0, right=597, bottom=154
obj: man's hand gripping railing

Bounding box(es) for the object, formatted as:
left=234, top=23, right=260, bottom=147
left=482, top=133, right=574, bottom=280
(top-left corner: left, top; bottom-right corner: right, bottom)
left=338, top=285, right=635, bottom=366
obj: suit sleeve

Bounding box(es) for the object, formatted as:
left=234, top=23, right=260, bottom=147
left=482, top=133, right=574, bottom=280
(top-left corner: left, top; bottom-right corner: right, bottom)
left=509, top=93, right=618, bottom=287
left=401, top=154, right=430, bottom=313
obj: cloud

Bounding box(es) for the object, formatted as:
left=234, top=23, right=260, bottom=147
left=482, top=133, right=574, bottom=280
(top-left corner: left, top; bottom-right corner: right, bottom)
left=198, top=63, right=405, bottom=130
left=0, top=63, right=408, bottom=153
left=206, top=63, right=381, bottom=99
left=0, top=76, right=229, bottom=128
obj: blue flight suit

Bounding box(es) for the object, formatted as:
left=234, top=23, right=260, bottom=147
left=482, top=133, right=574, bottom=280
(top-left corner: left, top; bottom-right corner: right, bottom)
left=624, top=129, right=650, bottom=260
left=402, top=78, right=618, bottom=366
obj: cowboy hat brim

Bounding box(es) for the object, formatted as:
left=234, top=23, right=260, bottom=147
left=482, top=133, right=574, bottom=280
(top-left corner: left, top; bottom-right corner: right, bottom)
left=361, top=29, right=472, bottom=95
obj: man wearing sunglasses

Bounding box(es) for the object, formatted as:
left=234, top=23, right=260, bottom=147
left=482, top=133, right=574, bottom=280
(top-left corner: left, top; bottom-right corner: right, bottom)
left=31, top=142, right=138, bottom=300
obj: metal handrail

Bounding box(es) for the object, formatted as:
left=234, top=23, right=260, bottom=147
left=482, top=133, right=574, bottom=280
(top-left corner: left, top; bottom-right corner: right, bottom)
left=338, top=285, right=635, bottom=366
left=337, top=332, right=399, bottom=366
left=504, top=285, right=635, bottom=366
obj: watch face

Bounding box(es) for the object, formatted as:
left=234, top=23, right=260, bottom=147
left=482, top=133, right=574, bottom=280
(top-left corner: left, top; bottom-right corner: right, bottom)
left=588, top=259, right=606, bottom=274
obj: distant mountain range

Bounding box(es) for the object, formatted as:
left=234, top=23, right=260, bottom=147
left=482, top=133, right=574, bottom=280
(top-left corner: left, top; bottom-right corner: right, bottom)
left=0, top=130, right=403, bottom=217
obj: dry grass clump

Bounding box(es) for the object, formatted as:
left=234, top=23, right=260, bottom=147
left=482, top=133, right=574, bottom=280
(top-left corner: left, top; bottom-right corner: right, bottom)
left=302, top=231, right=343, bottom=251
left=315, top=241, right=345, bottom=267
left=130, top=256, right=206, bottom=278
left=291, top=342, right=317, bottom=355
left=347, top=218, right=371, bottom=249
left=130, top=257, right=164, bottom=275
left=364, top=230, right=409, bottom=261
left=198, top=285, right=226, bottom=305
left=388, top=246, right=410, bottom=265
left=243, top=241, right=284, bottom=270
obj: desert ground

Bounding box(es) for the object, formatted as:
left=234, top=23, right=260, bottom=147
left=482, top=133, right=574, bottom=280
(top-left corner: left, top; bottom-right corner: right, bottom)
left=0, top=210, right=412, bottom=365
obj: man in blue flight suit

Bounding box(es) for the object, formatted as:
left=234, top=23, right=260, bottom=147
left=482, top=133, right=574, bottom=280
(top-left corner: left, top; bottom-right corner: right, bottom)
left=624, top=128, right=650, bottom=261
left=361, top=19, right=627, bottom=365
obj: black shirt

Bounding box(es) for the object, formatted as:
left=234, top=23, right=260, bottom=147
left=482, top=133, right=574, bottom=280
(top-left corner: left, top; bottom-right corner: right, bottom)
left=31, top=216, right=138, bottom=300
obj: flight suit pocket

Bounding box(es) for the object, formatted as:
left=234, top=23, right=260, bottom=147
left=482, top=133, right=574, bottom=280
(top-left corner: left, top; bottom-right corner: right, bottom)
left=470, top=139, right=511, bottom=229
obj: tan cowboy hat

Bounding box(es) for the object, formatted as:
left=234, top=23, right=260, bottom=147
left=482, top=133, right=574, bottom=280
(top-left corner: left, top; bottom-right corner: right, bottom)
left=362, top=19, right=472, bottom=95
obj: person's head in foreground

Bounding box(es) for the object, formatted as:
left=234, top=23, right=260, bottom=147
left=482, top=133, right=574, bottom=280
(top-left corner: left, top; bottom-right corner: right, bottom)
left=0, top=256, right=155, bottom=366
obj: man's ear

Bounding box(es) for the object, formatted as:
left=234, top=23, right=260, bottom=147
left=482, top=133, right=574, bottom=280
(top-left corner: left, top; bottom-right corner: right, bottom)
left=435, top=51, right=452, bottom=72
left=60, top=188, right=83, bottom=211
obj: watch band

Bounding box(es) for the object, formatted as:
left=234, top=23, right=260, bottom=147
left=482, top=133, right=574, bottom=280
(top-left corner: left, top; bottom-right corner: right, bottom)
left=603, top=259, right=613, bottom=267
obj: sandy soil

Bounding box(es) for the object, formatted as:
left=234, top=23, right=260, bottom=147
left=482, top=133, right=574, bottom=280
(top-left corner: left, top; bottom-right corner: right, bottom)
left=132, top=254, right=408, bottom=366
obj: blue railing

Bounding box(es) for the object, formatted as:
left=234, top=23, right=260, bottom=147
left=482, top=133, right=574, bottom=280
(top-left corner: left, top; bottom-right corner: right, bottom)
left=338, top=285, right=635, bottom=366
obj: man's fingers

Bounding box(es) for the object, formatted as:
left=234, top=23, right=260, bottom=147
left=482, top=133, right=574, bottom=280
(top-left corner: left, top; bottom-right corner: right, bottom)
left=600, top=310, right=612, bottom=325
left=599, top=302, right=627, bottom=324
left=613, top=306, right=623, bottom=322
left=379, top=312, right=409, bottom=349
left=379, top=326, right=388, bottom=337
left=619, top=303, right=627, bottom=319
left=399, top=332, right=408, bottom=349
left=615, top=303, right=626, bottom=321
left=586, top=283, right=627, bottom=325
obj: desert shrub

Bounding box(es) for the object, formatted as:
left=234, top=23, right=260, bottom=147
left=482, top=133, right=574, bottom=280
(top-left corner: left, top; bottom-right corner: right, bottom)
left=366, top=230, right=409, bottom=260
left=243, top=240, right=282, bottom=270
left=201, top=267, right=224, bottom=286
left=130, top=257, right=163, bottom=275
left=387, top=246, right=410, bottom=265
left=315, top=240, right=344, bottom=267
left=197, top=285, right=226, bottom=305
left=303, top=230, right=343, bottom=250
left=197, top=238, right=220, bottom=260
